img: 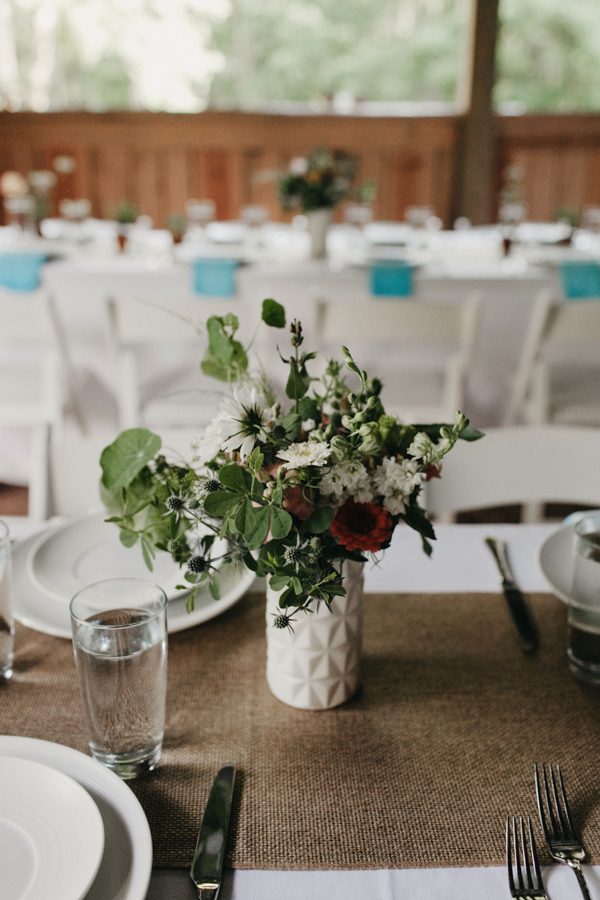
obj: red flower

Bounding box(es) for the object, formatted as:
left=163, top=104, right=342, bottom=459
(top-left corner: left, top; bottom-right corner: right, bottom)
left=330, top=500, right=393, bottom=553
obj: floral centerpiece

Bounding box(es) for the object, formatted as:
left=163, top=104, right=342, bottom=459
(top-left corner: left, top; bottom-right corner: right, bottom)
left=279, top=149, right=357, bottom=258
left=100, top=299, right=481, bottom=708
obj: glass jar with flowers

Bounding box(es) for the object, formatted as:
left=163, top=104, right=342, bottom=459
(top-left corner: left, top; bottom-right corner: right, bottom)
left=100, top=300, right=481, bottom=710
left=279, top=149, right=357, bottom=259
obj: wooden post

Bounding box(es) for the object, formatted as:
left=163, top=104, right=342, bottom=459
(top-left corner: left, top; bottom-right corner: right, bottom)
left=454, top=0, right=500, bottom=224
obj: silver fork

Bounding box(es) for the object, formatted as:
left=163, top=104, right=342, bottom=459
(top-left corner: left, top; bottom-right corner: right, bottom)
left=534, top=763, right=592, bottom=900
left=506, top=815, right=548, bottom=899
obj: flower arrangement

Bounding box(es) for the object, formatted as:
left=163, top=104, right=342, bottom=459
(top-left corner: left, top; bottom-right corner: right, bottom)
left=100, top=300, right=481, bottom=629
left=279, top=149, right=357, bottom=213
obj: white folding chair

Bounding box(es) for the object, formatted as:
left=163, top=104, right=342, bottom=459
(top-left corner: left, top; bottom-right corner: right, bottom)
left=107, top=294, right=261, bottom=430
left=505, top=295, right=600, bottom=427
left=425, top=425, right=600, bottom=523
left=0, top=288, right=68, bottom=518
left=315, top=294, right=481, bottom=423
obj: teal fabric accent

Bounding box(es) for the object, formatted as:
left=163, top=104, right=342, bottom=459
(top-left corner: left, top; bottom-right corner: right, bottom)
left=0, top=253, right=47, bottom=292
left=559, top=261, right=600, bottom=300
left=369, top=261, right=413, bottom=297
left=192, top=258, right=238, bottom=297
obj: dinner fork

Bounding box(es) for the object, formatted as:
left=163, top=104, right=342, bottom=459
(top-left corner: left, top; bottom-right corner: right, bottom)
left=534, top=763, right=592, bottom=899
left=506, top=815, right=548, bottom=899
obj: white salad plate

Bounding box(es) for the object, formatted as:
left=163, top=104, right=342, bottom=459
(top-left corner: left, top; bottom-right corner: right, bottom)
left=0, top=756, right=105, bottom=900
left=0, top=737, right=152, bottom=900
left=13, top=513, right=256, bottom=639
left=27, top=511, right=226, bottom=603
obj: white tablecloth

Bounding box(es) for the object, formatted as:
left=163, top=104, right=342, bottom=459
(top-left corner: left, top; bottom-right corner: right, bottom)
left=7, top=517, right=599, bottom=898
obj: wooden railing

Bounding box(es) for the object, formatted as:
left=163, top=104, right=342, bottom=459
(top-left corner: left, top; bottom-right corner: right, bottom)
left=0, top=111, right=598, bottom=226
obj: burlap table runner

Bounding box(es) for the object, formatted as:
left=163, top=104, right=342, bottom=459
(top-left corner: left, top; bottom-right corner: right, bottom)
left=3, top=591, right=600, bottom=870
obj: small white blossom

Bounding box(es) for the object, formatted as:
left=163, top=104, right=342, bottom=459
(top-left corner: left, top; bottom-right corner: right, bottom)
left=373, top=457, right=425, bottom=516
left=319, top=460, right=373, bottom=503
left=407, top=432, right=435, bottom=460
left=289, top=156, right=308, bottom=175
left=277, top=442, right=331, bottom=469
left=192, top=419, right=225, bottom=466
left=301, top=418, right=316, bottom=432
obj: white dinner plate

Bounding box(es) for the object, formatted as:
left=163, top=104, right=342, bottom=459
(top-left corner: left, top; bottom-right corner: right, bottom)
left=0, top=756, right=104, bottom=900
left=0, top=737, right=152, bottom=900
left=13, top=516, right=256, bottom=639
left=538, top=524, right=575, bottom=604
left=27, top=512, right=226, bottom=603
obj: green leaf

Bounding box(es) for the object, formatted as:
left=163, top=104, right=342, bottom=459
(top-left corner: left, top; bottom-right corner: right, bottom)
left=247, top=447, right=264, bottom=476
left=235, top=498, right=257, bottom=535
left=200, top=315, right=248, bottom=383
left=119, top=528, right=138, bottom=548
left=140, top=537, right=154, bottom=571
left=291, top=576, right=302, bottom=595
left=269, top=574, right=290, bottom=591
left=204, top=491, right=242, bottom=517
left=245, top=505, right=271, bottom=550
left=219, top=463, right=252, bottom=493
left=304, top=506, right=334, bottom=533
left=262, top=298, right=286, bottom=328
left=100, top=429, right=161, bottom=490
left=209, top=577, right=221, bottom=600
left=459, top=423, right=485, bottom=441
left=269, top=506, right=292, bottom=539
left=285, top=359, right=310, bottom=400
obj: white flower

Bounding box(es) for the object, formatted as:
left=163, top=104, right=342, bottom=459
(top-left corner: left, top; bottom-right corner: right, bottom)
left=373, top=457, right=425, bottom=516
left=191, top=419, right=224, bottom=466
left=407, top=432, right=435, bottom=461
left=218, top=385, right=276, bottom=460
left=289, top=156, right=308, bottom=176
left=277, top=442, right=331, bottom=469
left=301, top=418, right=316, bottom=433
left=319, top=460, right=373, bottom=503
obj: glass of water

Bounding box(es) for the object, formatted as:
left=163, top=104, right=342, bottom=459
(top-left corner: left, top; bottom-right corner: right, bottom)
left=0, top=520, right=15, bottom=681
left=70, top=578, right=168, bottom=779
left=568, top=512, right=600, bottom=685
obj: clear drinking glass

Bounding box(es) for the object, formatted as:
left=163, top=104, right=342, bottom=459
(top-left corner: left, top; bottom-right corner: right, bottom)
left=567, top=512, right=600, bottom=685
left=70, top=578, right=168, bottom=779
left=0, top=520, right=15, bottom=681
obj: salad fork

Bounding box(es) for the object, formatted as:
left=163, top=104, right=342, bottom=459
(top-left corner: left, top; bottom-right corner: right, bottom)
left=534, top=763, right=592, bottom=899
left=506, top=815, right=548, bottom=899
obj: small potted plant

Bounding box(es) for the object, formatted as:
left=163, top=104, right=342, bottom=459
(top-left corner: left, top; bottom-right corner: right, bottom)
left=279, top=149, right=357, bottom=258
left=115, top=201, right=139, bottom=252
left=167, top=213, right=187, bottom=245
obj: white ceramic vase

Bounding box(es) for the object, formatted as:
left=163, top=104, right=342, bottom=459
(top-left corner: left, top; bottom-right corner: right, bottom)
left=306, top=208, right=332, bottom=260
left=265, top=561, right=363, bottom=710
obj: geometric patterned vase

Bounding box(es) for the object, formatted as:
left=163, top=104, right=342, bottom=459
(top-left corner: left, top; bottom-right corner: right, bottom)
left=265, top=560, right=363, bottom=710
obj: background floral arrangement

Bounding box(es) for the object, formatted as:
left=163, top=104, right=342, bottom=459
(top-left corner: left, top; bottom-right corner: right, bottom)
left=278, top=148, right=357, bottom=213
left=100, top=299, right=481, bottom=629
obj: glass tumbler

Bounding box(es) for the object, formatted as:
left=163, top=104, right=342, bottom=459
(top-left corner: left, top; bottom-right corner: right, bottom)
left=70, top=578, right=168, bottom=779
left=0, top=520, right=15, bottom=681
left=567, top=512, right=600, bottom=685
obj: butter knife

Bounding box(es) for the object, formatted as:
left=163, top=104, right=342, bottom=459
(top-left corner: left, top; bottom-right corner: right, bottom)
left=485, top=537, right=539, bottom=653
left=190, top=764, right=236, bottom=900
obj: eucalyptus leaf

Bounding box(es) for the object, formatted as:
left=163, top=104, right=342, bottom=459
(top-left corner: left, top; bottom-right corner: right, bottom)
left=119, top=528, right=138, bottom=548
left=100, top=429, right=161, bottom=490
left=209, top=577, right=221, bottom=600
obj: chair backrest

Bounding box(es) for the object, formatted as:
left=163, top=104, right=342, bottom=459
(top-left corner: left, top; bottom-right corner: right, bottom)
left=369, top=261, right=413, bottom=298
left=46, top=426, right=205, bottom=518
left=503, top=290, right=553, bottom=425
left=316, top=294, right=480, bottom=357
left=0, top=287, right=56, bottom=343
left=541, top=298, right=600, bottom=359
left=559, top=261, right=600, bottom=300
left=426, top=425, right=600, bottom=515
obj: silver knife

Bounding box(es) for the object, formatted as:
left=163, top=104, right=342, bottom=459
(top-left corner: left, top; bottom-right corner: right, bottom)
left=485, top=537, right=539, bottom=653
left=190, top=764, right=236, bottom=900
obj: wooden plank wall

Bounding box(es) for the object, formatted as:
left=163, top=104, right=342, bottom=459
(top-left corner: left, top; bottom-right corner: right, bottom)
left=0, top=111, right=598, bottom=226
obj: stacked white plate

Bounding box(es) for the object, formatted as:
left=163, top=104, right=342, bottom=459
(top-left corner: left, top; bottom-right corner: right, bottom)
left=13, top=511, right=256, bottom=639
left=0, top=737, right=152, bottom=899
